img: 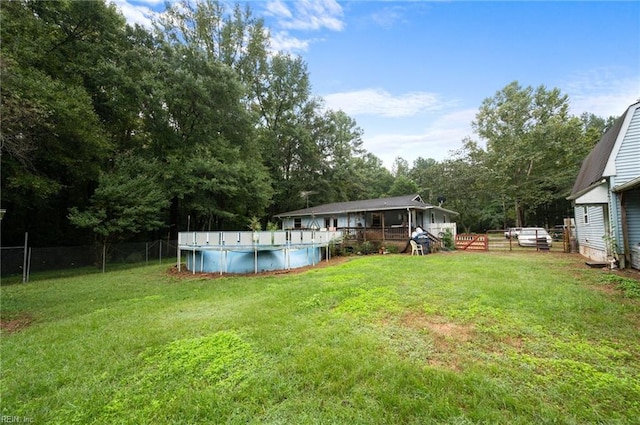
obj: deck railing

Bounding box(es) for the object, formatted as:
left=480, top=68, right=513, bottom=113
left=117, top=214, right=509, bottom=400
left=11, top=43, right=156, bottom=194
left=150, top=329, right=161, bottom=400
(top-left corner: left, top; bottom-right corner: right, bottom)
left=179, top=230, right=344, bottom=247
left=339, top=223, right=456, bottom=242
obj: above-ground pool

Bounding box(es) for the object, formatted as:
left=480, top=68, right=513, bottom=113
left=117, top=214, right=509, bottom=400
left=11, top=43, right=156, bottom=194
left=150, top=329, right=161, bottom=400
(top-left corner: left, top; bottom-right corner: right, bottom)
left=178, top=230, right=343, bottom=274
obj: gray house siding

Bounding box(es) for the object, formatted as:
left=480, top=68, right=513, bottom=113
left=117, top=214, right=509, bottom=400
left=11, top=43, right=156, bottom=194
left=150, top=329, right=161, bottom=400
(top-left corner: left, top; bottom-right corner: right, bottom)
left=569, top=102, right=640, bottom=268
left=626, top=189, right=640, bottom=268
left=626, top=189, right=640, bottom=249
left=574, top=204, right=608, bottom=261
left=279, top=209, right=451, bottom=231
left=275, top=194, right=458, bottom=241
left=611, top=107, right=640, bottom=246
left=613, top=107, right=640, bottom=184
left=281, top=215, right=353, bottom=230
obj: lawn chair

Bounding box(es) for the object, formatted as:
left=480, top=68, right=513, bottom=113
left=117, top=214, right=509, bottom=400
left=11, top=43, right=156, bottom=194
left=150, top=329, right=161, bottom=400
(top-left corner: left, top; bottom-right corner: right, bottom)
left=410, top=240, right=424, bottom=256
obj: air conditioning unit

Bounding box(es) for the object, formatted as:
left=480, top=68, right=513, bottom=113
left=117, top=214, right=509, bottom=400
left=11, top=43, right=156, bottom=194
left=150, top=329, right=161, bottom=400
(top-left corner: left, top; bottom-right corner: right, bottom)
left=631, top=246, right=640, bottom=270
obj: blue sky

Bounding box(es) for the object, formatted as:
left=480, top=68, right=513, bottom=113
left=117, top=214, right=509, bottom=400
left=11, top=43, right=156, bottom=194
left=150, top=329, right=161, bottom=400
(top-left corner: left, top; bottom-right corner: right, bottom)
left=113, top=0, right=640, bottom=169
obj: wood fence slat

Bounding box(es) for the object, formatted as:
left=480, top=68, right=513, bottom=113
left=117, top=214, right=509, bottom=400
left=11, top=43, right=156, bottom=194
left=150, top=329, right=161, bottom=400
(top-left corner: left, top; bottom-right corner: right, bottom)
left=455, top=234, right=488, bottom=251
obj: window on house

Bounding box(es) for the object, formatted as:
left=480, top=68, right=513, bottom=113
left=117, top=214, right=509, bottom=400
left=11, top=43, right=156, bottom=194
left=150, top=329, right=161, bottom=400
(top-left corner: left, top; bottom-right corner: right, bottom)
left=431, top=213, right=435, bottom=224
left=323, top=218, right=337, bottom=229
left=372, top=213, right=381, bottom=227
left=294, top=218, right=302, bottom=229
left=583, top=206, right=588, bottom=224
left=443, top=215, right=447, bottom=223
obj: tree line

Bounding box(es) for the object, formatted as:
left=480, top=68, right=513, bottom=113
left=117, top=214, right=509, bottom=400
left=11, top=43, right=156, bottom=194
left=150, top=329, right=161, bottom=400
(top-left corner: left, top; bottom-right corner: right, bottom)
left=1, top=0, right=614, bottom=248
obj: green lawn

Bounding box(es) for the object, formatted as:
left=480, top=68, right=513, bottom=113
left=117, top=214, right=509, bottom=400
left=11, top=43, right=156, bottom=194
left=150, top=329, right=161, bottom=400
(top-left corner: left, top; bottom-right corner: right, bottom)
left=1, top=252, right=639, bottom=424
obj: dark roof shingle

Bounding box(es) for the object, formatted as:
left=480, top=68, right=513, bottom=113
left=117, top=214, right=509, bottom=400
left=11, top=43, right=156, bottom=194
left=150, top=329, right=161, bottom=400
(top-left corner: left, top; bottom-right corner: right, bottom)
left=274, top=194, right=453, bottom=217
left=569, top=107, right=629, bottom=199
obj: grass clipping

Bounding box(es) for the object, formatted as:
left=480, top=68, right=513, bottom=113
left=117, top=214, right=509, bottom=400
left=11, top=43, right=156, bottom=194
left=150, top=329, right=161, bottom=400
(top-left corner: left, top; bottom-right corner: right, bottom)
left=105, top=331, right=258, bottom=420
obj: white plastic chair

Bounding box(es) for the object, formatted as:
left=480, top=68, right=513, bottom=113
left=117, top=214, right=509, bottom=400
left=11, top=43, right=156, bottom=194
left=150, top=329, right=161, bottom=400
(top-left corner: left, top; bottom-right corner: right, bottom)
left=410, top=240, right=424, bottom=255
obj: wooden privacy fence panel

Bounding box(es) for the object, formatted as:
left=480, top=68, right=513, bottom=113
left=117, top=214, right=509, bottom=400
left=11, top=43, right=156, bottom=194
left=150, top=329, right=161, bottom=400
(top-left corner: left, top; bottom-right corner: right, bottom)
left=455, top=234, right=488, bottom=251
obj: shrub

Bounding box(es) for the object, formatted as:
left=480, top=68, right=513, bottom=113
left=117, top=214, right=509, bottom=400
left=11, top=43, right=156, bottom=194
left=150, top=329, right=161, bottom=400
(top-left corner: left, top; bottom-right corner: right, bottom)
left=358, top=241, right=374, bottom=255
left=441, top=229, right=455, bottom=250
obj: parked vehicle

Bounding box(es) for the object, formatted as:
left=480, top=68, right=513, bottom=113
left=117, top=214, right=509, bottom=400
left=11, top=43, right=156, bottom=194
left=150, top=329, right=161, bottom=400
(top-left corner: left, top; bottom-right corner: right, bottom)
left=551, top=221, right=576, bottom=241
left=550, top=226, right=564, bottom=241
left=517, top=228, right=552, bottom=247
left=504, top=227, right=522, bottom=239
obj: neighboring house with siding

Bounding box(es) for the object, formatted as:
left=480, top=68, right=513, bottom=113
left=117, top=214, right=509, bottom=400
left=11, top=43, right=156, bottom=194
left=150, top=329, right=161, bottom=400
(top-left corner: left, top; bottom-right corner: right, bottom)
left=273, top=194, right=457, bottom=242
left=567, top=101, right=640, bottom=269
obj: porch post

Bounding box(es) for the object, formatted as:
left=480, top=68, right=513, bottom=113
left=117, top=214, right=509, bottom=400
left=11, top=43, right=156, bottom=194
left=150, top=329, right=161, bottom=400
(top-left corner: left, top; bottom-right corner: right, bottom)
left=381, top=211, right=386, bottom=242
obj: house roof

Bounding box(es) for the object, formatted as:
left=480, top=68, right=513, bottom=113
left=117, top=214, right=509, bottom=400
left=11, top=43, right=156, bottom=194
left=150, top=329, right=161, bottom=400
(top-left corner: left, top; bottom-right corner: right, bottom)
left=274, top=194, right=458, bottom=218
left=567, top=104, right=631, bottom=200
left=613, top=175, right=640, bottom=193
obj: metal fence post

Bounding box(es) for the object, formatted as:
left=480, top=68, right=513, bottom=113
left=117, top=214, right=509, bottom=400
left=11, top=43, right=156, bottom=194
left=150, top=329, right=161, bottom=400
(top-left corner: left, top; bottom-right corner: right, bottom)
left=22, top=232, right=28, bottom=283
left=26, top=247, right=32, bottom=283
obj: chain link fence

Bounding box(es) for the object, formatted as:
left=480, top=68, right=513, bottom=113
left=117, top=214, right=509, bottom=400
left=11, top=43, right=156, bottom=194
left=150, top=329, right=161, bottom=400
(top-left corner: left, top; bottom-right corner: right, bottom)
left=1, top=240, right=178, bottom=281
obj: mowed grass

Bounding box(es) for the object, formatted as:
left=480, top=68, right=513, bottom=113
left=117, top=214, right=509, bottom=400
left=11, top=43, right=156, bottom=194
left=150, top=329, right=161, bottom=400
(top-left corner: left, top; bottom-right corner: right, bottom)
left=1, top=252, right=639, bottom=424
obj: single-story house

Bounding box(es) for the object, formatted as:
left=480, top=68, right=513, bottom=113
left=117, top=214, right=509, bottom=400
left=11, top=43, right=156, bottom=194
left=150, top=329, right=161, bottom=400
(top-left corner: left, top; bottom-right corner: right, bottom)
left=273, top=193, right=458, bottom=242
left=567, top=101, right=640, bottom=269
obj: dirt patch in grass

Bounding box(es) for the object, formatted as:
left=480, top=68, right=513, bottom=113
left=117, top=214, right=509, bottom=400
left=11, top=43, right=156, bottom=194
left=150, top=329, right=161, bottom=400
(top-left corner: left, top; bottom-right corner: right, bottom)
left=612, top=267, right=640, bottom=282
left=401, top=311, right=474, bottom=342
left=167, top=255, right=351, bottom=280
left=0, top=314, right=33, bottom=334
left=399, top=311, right=474, bottom=371
left=590, top=281, right=621, bottom=296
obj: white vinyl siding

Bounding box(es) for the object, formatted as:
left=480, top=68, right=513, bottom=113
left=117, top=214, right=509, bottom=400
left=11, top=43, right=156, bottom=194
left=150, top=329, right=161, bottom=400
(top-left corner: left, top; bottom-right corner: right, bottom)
left=612, top=107, right=640, bottom=261
left=614, top=107, right=640, bottom=185
left=625, top=189, right=640, bottom=251
left=575, top=205, right=607, bottom=252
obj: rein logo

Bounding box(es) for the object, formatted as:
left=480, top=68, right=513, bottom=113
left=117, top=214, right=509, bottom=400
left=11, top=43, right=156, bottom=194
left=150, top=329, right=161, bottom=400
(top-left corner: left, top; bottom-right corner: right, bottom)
left=0, top=416, right=33, bottom=423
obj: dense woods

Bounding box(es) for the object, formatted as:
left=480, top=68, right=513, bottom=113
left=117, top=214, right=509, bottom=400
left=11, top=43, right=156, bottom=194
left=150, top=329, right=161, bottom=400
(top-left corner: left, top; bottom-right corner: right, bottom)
left=1, top=0, right=614, bottom=247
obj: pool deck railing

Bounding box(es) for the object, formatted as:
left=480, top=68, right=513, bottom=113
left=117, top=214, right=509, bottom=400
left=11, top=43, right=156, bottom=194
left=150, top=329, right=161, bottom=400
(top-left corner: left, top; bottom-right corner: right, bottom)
left=177, top=230, right=344, bottom=274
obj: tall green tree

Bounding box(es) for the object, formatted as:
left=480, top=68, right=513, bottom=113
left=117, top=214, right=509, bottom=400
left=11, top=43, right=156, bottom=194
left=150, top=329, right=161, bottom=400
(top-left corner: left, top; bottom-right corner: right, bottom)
left=158, top=0, right=372, bottom=218
left=68, top=155, right=169, bottom=265
left=472, top=81, right=583, bottom=227
left=1, top=0, right=127, bottom=245
left=142, top=43, right=271, bottom=231
left=158, top=0, right=270, bottom=103
left=347, top=153, right=395, bottom=200
left=252, top=53, right=320, bottom=212
left=579, top=112, right=618, bottom=151
left=409, top=157, right=438, bottom=201
left=388, top=176, right=419, bottom=197
left=391, top=157, right=410, bottom=178
left=311, top=110, right=366, bottom=203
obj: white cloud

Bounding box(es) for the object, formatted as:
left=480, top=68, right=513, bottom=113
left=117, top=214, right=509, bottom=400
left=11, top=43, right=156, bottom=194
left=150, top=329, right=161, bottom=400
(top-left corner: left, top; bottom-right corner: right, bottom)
left=262, top=0, right=343, bottom=53
left=324, top=89, right=451, bottom=118
left=270, top=31, right=311, bottom=53
left=110, top=0, right=156, bottom=28
left=362, top=109, right=477, bottom=168
left=368, top=5, right=409, bottom=29
left=563, top=67, right=640, bottom=118
left=265, top=0, right=344, bottom=31
left=265, top=0, right=293, bottom=20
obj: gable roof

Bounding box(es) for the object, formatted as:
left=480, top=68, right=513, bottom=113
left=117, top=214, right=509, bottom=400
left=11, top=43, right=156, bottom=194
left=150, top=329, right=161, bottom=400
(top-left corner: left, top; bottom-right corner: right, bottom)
left=274, top=194, right=458, bottom=218
left=567, top=103, right=634, bottom=200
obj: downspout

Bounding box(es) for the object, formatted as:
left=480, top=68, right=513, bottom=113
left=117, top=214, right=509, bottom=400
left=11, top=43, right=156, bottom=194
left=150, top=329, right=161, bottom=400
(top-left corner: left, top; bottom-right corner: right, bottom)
left=620, top=191, right=630, bottom=268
